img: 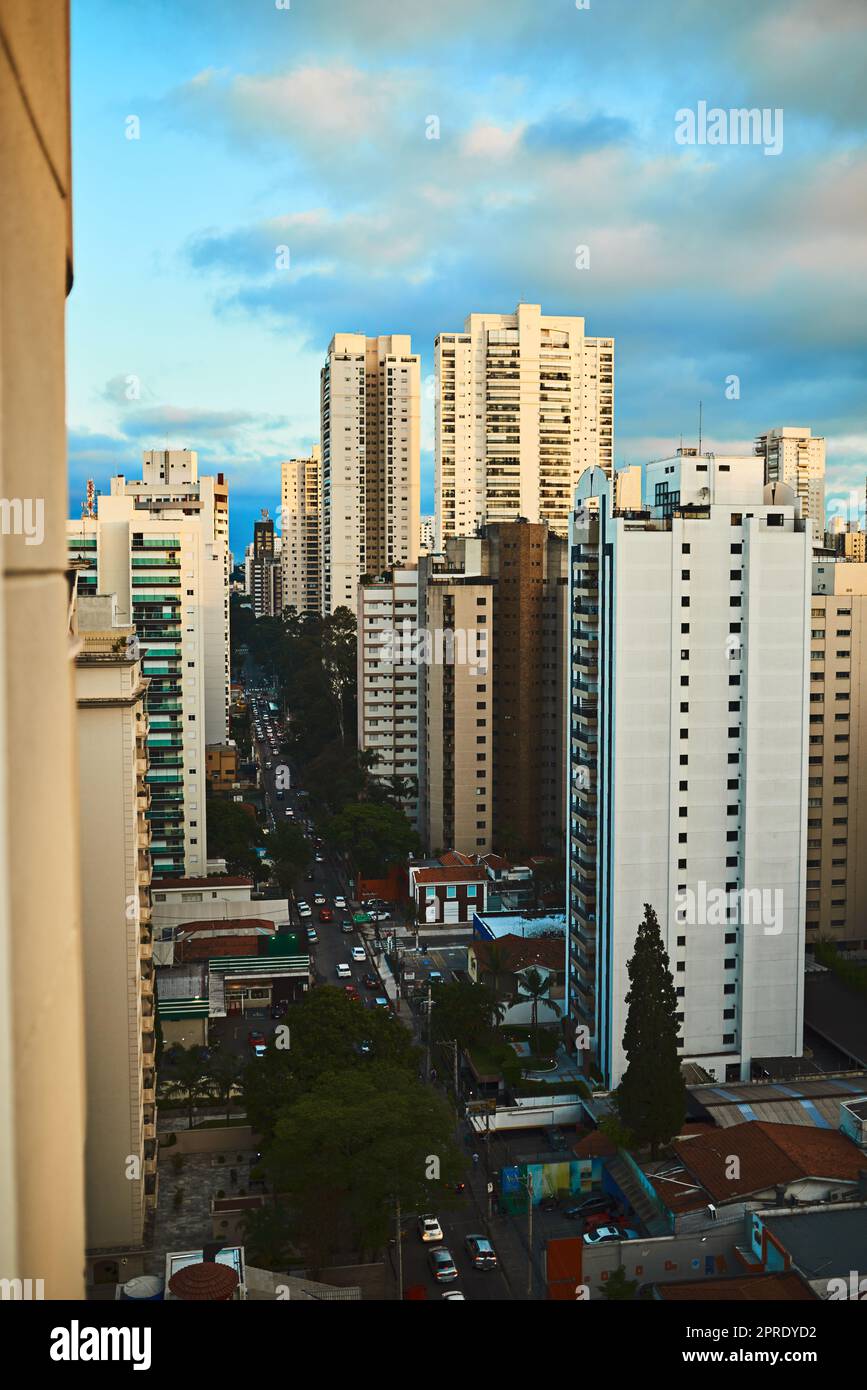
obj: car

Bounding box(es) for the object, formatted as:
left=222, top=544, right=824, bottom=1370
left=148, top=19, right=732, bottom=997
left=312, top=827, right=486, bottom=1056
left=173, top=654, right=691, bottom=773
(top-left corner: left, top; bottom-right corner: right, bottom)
left=545, top=1127, right=568, bottom=1151
left=351, top=945, right=366, bottom=963
left=305, top=927, right=318, bottom=943
left=373, top=996, right=390, bottom=1010
left=247, top=1029, right=265, bottom=1046
left=344, top=983, right=359, bottom=999
left=357, top=1039, right=372, bottom=1056
left=314, top=853, right=325, bottom=863
left=362, top=973, right=379, bottom=990
left=341, top=920, right=354, bottom=934
left=464, top=1235, right=498, bottom=1269
left=285, top=808, right=294, bottom=818
left=582, top=1225, right=637, bottom=1246
left=317, top=907, right=333, bottom=924
left=418, top=1215, right=443, bottom=1242
left=270, top=1002, right=287, bottom=1020
left=265, top=760, right=272, bottom=769
left=336, top=963, right=352, bottom=979
left=442, top=1290, right=466, bottom=1301
left=305, top=871, right=315, bottom=882
left=333, top=895, right=347, bottom=910
left=297, top=904, right=312, bottom=919
left=313, top=893, right=326, bottom=906
left=428, top=1247, right=459, bottom=1283
left=368, top=909, right=390, bottom=923
left=251, top=1043, right=267, bottom=1058
left=276, top=789, right=284, bottom=800
left=564, top=1194, right=616, bottom=1222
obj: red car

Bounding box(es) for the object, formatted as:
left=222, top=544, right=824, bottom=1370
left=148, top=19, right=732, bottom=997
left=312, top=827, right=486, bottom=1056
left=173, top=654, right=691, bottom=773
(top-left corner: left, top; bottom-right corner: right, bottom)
left=318, top=907, right=334, bottom=923
left=247, top=1029, right=265, bottom=1046
left=344, top=984, right=359, bottom=999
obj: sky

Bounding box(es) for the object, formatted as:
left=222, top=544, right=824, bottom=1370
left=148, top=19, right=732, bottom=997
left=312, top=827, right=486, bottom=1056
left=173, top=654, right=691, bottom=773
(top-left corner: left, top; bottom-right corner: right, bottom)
left=68, top=0, right=867, bottom=556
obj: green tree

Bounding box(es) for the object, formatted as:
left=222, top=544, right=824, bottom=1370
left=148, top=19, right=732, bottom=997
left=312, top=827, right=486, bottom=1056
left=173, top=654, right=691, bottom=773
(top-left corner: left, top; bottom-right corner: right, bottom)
left=264, top=1065, right=461, bottom=1264
left=326, top=802, right=419, bottom=879
left=159, top=1046, right=211, bottom=1129
left=429, top=980, right=504, bottom=1053
left=268, top=822, right=310, bottom=900
left=617, top=903, right=686, bottom=1158
left=240, top=1202, right=297, bottom=1271
left=600, top=1264, right=639, bottom=1301
left=206, top=797, right=262, bottom=875
left=206, top=1050, right=245, bottom=1125
left=517, top=966, right=562, bottom=1054
left=243, top=987, right=419, bottom=1141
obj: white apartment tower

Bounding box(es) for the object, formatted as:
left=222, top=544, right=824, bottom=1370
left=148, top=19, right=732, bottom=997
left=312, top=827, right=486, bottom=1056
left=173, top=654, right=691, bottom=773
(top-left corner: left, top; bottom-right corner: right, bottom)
left=321, top=334, right=421, bottom=615
left=756, top=427, right=826, bottom=547
left=67, top=452, right=225, bottom=878
left=435, top=303, right=613, bottom=547
left=281, top=447, right=322, bottom=616
left=357, top=567, right=421, bottom=825
left=567, top=452, right=811, bottom=1087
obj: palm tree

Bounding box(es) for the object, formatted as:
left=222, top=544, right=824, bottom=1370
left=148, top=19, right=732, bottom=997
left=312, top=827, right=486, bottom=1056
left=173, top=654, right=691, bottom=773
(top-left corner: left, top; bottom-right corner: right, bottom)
left=483, top=940, right=511, bottom=1003
left=518, top=967, right=562, bottom=1055
left=159, top=1045, right=212, bottom=1129
left=206, top=1050, right=245, bottom=1125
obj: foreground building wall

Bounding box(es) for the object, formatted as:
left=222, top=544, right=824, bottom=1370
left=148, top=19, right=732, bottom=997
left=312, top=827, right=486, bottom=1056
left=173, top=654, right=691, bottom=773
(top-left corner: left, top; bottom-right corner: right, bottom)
left=0, top=0, right=86, bottom=1297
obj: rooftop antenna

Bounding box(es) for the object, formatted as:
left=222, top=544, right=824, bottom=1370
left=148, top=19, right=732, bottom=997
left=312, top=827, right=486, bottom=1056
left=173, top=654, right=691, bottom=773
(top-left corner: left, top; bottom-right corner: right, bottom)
left=698, top=401, right=703, bottom=455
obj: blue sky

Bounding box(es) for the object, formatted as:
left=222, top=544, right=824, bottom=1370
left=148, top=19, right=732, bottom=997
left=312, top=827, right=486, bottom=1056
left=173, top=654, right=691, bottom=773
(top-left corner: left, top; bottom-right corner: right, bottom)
left=68, top=0, right=867, bottom=555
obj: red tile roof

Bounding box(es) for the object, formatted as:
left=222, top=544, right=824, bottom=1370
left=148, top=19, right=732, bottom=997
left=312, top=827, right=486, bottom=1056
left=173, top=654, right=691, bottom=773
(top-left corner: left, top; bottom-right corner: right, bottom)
left=176, top=918, right=275, bottom=935
left=573, top=1131, right=617, bottom=1159
left=440, top=850, right=474, bottom=866
left=413, top=866, right=487, bottom=885
left=673, top=1120, right=866, bottom=1202
left=658, top=1272, right=816, bottom=1301
left=472, top=933, right=564, bottom=973
left=152, top=875, right=252, bottom=888
left=168, top=1261, right=239, bottom=1301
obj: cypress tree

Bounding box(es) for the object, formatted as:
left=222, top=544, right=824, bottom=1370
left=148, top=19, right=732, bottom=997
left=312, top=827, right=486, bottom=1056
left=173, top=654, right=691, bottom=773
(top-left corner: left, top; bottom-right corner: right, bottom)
left=617, top=902, right=686, bottom=1158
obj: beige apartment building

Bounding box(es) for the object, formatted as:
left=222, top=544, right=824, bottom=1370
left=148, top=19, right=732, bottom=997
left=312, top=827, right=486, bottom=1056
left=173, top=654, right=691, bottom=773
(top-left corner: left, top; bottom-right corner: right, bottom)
left=435, top=303, right=614, bottom=546
left=419, top=565, right=494, bottom=855
left=281, top=447, right=321, bottom=616
left=808, top=559, right=867, bottom=947
left=74, top=596, right=156, bottom=1275
left=321, top=334, right=420, bottom=614
left=0, top=0, right=87, bottom=1298
left=757, top=427, right=826, bottom=546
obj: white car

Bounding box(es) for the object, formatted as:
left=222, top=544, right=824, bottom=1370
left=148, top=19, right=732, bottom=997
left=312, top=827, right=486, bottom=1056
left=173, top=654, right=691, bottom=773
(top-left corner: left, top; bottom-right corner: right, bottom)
left=297, top=903, right=312, bottom=919
left=333, top=895, right=347, bottom=910
left=314, top=854, right=325, bottom=863
left=442, top=1290, right=466, bottom=1301
left=418, top=1215, right=443, bottom=1243
left=351, top=946, right=366, bottom=963
left=368, top=909, right=390, bottom=923
left=265, top=760, right=272, bottom=770
left=336, top=963, right=352, bottom=980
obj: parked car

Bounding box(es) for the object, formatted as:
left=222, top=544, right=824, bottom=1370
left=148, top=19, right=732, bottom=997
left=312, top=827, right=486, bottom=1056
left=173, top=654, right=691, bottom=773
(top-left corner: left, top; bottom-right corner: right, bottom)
left=545, top=1127, right=568, bottom=1151
left=565, top=1194, right=616, bottom=1222
left=362, top=973, right=379, bottom=990
left=368, top=909, right=390, bottom=923
left=297, top=903, right=312, bottom=919
left=351, top=946, right=366, bottom=962
left=373, top=996, right=390, bottom=1010
left=428, top=1247, right=459, bottom=1283
left=583, top=1225, right=638, bottom=1246
left=336, top=963, right=352, bottom=979
left=418, top=1215, right=443, bottom=1243
left=464, top=1235, right=498, bottom=1269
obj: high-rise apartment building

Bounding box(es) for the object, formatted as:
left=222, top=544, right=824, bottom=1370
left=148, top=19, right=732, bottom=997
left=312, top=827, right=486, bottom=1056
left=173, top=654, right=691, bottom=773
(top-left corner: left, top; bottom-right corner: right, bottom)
left=434, top=522, right=569, bottom=854
left=246, top=518, right=283, bottom=618
left=807, top=559, right=867, bottom=948
left=281, top=448, right=322, bottom=616
left=321, top=334, right=420, bottom=614
left=68, top=477, right=219, bottom=878
left=419, top=560, right=494, bottom=855
left=419, top=515, right=435, bottom=555
left=74, top=595, right=156, bottom=1269
left=0, top=0, right=87, bottom=1299
left=757, top=427, right=825, bottom=546
left=357, top=567, right=421, bottom=825
left=435, top=303, right=613, bottom=547
left=568, top=453, right=811, bottom=1087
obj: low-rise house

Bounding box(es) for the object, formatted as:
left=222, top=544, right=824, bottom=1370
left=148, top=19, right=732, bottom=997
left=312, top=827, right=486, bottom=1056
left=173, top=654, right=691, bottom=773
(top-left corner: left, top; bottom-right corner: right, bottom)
left=408, top=860, right=488, bottom=925
left=468, top=934, right=565, bottom=1025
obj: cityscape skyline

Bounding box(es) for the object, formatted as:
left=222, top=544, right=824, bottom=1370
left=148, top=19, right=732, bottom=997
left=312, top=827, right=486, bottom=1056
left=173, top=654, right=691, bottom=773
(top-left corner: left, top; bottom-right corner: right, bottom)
left=67, top=0, right=867, bottom=554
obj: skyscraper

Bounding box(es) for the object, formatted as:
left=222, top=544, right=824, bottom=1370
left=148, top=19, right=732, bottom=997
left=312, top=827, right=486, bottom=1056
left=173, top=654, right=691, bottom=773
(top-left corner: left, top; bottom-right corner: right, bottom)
left=435, top=303, right=613, bottom=546
left=568, top=453, right=811, bottom=1087
left=357, top=566, right=421, bottom=825
left=756, top=427, right=826, bottom=547
left=321, top=334, right=420, bottom=615
left=281, top=448, right=322, bottom=616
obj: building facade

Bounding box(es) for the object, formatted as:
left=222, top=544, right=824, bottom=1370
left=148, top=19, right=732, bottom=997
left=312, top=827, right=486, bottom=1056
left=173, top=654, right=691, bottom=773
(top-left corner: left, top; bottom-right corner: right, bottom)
left=74, top=595, right=156, bottom=1265
left=357, top=567, right=420, bottom=824
left=281, top=448, right=321, bottom=616
left=807, top=559, right=867, bottom=948
left=757, top=428, right=826, bottom=547
left=568, top=454, right=811, bottom=1087
left=321, top=334, right=420, bottom=614
left=435, top=303, right=613, bottom=547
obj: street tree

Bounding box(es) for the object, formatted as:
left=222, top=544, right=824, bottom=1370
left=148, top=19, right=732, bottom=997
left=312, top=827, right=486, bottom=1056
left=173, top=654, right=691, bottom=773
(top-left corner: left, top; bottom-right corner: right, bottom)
left=617, top=902, right=686, bottom=1157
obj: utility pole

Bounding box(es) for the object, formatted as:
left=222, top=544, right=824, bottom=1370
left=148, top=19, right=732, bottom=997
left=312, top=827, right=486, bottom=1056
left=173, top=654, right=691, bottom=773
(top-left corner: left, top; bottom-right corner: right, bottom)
left=424, top=982, right=432, bottom=1081
left=395, top=1195, right=403, bottom=1301
left=526, top=1172, right=534, bottom=1298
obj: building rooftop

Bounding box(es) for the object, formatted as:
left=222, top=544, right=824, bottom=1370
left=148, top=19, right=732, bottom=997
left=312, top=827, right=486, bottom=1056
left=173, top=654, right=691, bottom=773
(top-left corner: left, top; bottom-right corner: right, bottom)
left=473, top=911, right=566, bottom=942
left=152, top=875, right=252, bottom=889
left=759, top=1204, right=867, bottom=1280
left=803, top=972, right=867, bottom=1069
left=672, top=1120, right=866, bottom=1203
left=688, top=1073, right=867, bottom=1130
left=471, top=934, right=564, bottom=974
left=657, top=1272, right=816, bottom=1302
